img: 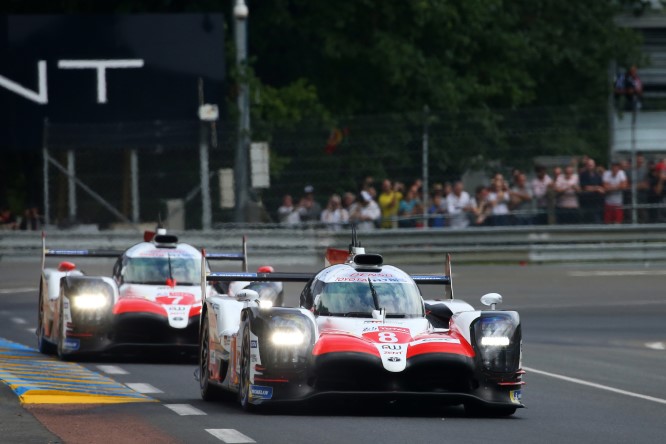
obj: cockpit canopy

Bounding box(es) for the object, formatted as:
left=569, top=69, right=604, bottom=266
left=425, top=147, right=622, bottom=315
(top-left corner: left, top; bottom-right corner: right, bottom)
left=122, top=256, right=201, bottom=285
left=302, top=264, right=425, bottom=318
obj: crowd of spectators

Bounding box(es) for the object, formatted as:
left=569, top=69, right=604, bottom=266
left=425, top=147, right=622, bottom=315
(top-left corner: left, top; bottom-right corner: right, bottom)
left=276, top=154, right=666, bottom=230
left=0, top=205, right=43, bottom=231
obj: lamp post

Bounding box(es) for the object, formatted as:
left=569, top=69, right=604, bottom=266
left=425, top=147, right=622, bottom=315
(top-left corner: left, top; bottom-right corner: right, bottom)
left=233, top=0, right=250, bottom=223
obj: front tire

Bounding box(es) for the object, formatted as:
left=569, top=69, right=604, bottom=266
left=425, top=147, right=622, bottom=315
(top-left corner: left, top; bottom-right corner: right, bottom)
left=238, top=323, right=257, bottom=412
left=200, top=317, right=223, bottom=401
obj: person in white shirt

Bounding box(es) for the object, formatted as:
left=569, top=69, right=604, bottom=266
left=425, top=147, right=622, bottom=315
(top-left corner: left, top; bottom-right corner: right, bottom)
left=320, top=194, right=349, bottom=230
left=602, top=162, right=628, bottom=224
left=554, top=165, right=581, bottom=224
left=349, top=190, right=381, bottom=230
left=277, top=194, right=301, bottom=225
left=486, top=174, right=511, bottom=226
left=447, top=181, right=473, bottom=228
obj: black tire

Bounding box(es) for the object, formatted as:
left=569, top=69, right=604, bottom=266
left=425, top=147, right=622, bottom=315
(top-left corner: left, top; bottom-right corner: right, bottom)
left=238, top=323, right=257, bottom=412
left=464, top=403, right=517, bottom=417
left=37, top=289, right=56, bottom=355
left=200, top=317, right=223, bottom=401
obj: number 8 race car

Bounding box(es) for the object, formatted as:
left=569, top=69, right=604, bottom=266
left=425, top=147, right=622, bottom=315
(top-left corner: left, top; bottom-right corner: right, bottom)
left=37, top=229, right=260, bottom=360
left=197, top=231, right=525, bottom=416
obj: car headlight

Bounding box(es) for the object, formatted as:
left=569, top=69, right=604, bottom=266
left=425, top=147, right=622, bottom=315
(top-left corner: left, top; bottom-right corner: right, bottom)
left=72, top=293, right=109, bottom=310
left=271, top=329, right=305, bottom=346
left=473, top=313, right=521, bottom=373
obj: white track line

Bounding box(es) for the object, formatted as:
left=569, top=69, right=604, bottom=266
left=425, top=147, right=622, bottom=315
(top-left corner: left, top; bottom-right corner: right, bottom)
left=26, top=327, right=36, bottom=333
left=11, top=317, right=27, bottom=324
left=0, top=288, right=37, bottom=294
left=524, top=366, right=666, bottom=405
left=124, top=383, right=163, bottom=394
left=568, top=270, right=666, bottom=277
left=164, top=404, right=206, bottom=416
left=206, top=429, right=256, bottom=443
left=645, top=342, right=666, bottom=351
left=97, top=365, right=129, bottom=375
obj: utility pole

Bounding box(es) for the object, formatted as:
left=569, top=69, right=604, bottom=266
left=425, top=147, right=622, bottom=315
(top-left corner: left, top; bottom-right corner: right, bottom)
left=422, top=105, right=430, bottom=228
left=233, top=0, right=250, bottom=223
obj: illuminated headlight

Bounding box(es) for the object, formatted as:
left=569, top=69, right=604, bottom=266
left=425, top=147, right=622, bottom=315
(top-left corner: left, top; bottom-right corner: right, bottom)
left=271, top=329, right=304, bottom=346
left=72, top=293, right=108, bottom=310
left=480, top=336, right=510, bottom=347
left=473, top=313, right=521, bottom=373
left=259, top=299, right=273, bottom=310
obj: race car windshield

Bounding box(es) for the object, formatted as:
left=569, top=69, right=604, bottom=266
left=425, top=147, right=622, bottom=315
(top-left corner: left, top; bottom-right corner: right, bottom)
left=315, top=281, right=423, bottom=318
left=123, top=257, right=201, bottom=285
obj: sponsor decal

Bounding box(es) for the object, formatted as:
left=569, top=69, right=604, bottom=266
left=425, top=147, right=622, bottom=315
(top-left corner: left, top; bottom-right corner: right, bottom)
left=362, top=326, right=379, bottom=333
left=382, top=345, right=401, bottom=350
left=363, top=320, right=382, bottom=324
left=250, top=385, right=273, bottom=400
left=250, top=340, right=258, bottom=348
left=387, top=357, right=401, bottom=362
left=510, top=390, right=522, bottom=404
left=64, top=338, right=80, bottom=350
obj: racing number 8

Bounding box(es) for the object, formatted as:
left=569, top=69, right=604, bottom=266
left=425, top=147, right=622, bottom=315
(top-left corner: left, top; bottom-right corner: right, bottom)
left=378, top=332, right=398, bottom=343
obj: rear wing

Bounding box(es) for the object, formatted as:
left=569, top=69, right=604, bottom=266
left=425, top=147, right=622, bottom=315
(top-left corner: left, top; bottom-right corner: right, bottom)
left=204, top=236, right=248, bottom=272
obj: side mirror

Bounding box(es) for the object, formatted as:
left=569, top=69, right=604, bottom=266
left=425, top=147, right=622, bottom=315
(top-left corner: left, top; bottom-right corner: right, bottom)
left=236, top=289, right=259, bottom=302
left=480, top=293, right=503, bottom=311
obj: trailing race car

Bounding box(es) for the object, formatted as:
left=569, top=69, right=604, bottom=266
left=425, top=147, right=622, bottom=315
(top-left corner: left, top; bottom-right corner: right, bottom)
left=197, top=230, right=525, bottom=416
left=37, top=229, right=259, bottom=360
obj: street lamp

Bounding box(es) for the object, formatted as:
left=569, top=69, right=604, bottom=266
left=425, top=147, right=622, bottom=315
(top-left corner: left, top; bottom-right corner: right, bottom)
left=234, top=0, right=250, bottom=223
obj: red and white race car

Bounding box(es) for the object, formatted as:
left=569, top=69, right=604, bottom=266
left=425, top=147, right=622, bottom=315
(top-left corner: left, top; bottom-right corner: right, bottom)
left=37, top=229, right=253, bottom=360
left=197, top=231, right=525, bottom=416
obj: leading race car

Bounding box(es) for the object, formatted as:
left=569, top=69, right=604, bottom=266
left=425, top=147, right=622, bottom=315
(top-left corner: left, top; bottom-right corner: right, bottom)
left=37, top=229, right=263, bottom=360
left=197, top=231, right=525, bottom=416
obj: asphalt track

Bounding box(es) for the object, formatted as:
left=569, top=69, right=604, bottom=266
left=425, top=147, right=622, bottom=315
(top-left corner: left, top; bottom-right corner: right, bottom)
left=0, top=257, right=664, bottom=443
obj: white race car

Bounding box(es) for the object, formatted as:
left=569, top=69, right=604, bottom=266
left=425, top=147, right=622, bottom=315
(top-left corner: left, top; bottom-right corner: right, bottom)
left=37, top=229, right=254, bottom=360
left=197, top=230, right=525, bottom=416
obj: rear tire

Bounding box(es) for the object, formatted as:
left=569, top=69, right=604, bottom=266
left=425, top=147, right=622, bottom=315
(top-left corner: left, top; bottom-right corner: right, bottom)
left=37, top=290, right=56, bottom=355
left=200, top=317, right=223, bottom=401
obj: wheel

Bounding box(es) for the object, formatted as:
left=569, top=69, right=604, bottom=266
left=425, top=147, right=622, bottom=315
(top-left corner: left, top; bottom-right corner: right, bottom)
left=199, top=317, right=223, bottom=401
left=464, top=403, right=517, bottom=417
left=37, top=289, right=56, bottom=355
left=238, top=324, right=257, bottom=412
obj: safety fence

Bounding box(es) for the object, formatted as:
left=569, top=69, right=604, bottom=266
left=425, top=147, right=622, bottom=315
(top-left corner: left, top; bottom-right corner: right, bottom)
left=3, top=224, right=666, bottom=266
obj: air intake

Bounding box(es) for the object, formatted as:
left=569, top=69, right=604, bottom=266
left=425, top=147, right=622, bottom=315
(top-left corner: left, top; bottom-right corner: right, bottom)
left=153, top=234, right=178, bottom=248
left=353, top=254, right=383, bottom=267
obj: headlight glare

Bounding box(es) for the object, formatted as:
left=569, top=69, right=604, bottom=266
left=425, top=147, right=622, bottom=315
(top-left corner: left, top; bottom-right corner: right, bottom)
left=271, top=329, right=304, bottom=346
left=480, top=336, right=510, bottom=346
left=72, top=293, right=108, bottom=310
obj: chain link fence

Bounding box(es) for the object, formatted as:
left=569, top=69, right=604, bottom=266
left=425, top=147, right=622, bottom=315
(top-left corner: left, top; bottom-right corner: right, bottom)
left=35, top=106, right=666, bottom=230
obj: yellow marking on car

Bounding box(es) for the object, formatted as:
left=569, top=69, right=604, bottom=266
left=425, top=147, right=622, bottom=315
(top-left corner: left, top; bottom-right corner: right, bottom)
left=0, top=338, right=155, bottom=404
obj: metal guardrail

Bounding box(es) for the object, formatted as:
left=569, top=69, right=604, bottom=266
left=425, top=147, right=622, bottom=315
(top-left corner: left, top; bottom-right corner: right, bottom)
left=2, top=224, right=666, bottom=266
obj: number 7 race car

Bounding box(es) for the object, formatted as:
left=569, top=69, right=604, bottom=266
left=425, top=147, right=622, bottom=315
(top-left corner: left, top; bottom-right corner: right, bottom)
left=197, top=231, right=525, bottom=416
left=37, top=229, right=257, bottom=360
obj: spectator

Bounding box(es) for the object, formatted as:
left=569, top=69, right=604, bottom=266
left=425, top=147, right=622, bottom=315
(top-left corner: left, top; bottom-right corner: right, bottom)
left=320, top=194, right=349, bottom=230
left=578, top=158, right=605, bottom=224
left=297, top=185, right=322, bottom=223
left=349, top=190, right=381, bottom=230
left=647, top=161, right=666, bottom=222
left=603, top=161, right=628, bottom=224
left=470, top=185, right=490, bottom=226
left=531, top=165, right=553, bottom=225
left=362, top=176, right=376, bottom=199
left=19, top=206, right=42, bottom=231
left=0, top=207, right=17, bottom=230
left=636, top=153, right=650, bottom=223
left=428, top=185, right=447, bottom=228
left=625, top=65, right=643, bottom=110
left=486, top=173, right=511, bottom=226
left=277, top=194, right=301, bottom=225
left=342, top=192, right=356, bottom=212
left=378, top=179, right=402, bottom=229
left=554, top=165, right=581, bottom=224
left=398, top=186, right=422, bottom=228
left=446, top=181, right=472, bottom=228
left=509, top=172, right=533, bottom=225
